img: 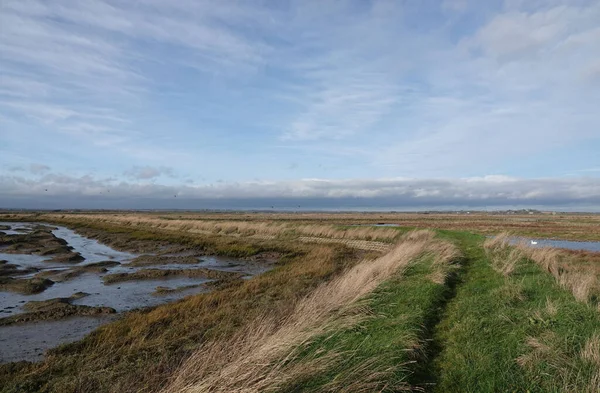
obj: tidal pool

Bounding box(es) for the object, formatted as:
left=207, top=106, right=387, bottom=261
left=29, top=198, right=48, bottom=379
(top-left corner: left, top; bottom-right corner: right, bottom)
left=0, top=222, right=274, bottom=363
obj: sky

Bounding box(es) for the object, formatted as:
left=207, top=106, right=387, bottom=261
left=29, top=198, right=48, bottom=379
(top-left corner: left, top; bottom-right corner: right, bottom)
left=0, top=0, right=599, bottom=210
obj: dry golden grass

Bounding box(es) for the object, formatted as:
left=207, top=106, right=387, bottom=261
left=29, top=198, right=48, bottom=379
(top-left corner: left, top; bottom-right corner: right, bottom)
left=580, top=334, right=600, bottom=367
left=31, top=213, right=401, bottom=243
left=516, top=334, right=557, bottom=371
left=161, top=231, right=458, bottom=393
left=297, top=236, right=392, bottom=252
left=525, top=247, right=600, bottom=305
left=483, top=233, right=524, bottom=276
left=486, top=233, right=600, bottom=305
left=516, top=331, right=600, bottom=393
left=6, top=210, right=597, bottom=240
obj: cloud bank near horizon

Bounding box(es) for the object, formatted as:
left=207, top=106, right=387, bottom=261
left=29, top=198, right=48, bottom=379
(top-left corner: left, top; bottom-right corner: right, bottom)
left=1, top=172, right=599, bottom=211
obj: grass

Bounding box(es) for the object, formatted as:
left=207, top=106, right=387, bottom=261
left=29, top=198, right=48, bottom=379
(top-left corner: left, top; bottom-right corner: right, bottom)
left=161, top=231, right=460, bottom=393
left=4, top=211, right=600, bottom=241
left=1, top=213, right=599, bottom=392
left=431, top=231, right=600, bottom=392
left=486, top=232, right=600, bottom=307
left=272, top=243, right=462, bottom=392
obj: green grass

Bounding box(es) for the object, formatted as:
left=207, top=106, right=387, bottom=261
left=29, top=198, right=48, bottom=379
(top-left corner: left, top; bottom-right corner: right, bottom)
left=432, top=231, right=600, bottom=392
left=273, top=230, right=600, bottom=392
left=1, top=217, right=599, bottom=393
left=277, top=250, right=462, bottom=392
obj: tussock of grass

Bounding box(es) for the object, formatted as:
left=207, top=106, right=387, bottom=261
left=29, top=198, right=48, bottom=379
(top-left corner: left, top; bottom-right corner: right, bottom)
left=483, top=233, right=524, bottom=276
left=580, top=334, right=600, bottom=367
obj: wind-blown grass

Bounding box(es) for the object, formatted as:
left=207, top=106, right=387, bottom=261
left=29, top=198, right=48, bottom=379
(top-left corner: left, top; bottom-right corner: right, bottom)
left=162, top=231, right=460, bottom=393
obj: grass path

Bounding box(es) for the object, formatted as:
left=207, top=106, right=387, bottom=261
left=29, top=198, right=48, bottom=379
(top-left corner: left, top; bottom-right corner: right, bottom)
left=276, top=250, right=461, bottom=392
left=430, top=231, right=600, bottom=392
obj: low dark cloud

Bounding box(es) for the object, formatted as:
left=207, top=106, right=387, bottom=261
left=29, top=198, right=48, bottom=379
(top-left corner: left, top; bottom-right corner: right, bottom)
left=0, top=174, right=599, bottom=211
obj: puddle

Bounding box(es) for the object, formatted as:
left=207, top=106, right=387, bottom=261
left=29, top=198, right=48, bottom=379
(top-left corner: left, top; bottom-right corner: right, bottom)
left=511, top=238, right=600, bottom=252
left=0, top=222, right=274, bottom=363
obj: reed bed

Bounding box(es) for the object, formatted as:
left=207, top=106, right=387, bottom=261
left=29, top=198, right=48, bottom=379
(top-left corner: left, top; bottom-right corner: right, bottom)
left=41, top=213, right=401, bottom=242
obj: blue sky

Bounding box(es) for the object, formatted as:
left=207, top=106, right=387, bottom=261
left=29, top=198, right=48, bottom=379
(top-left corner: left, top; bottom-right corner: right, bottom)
left=1, top=0, right=599, bottom=209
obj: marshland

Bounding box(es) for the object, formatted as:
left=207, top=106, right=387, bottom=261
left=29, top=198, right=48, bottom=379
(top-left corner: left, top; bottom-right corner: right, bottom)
left=0, top=211, right=599, bottom=392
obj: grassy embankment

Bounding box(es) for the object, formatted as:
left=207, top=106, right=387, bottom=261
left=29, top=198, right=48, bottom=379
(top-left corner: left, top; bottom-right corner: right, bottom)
left=167, top=231, right=600, bottom=393
left=162, top=231, right=461, bottom=393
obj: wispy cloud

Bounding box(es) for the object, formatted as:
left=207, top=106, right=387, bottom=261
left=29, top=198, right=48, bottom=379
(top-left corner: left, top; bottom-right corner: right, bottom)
left=0, top=0, right=598, bottom=208
left=124, top=166, right=175, bottom=180
left=6, top=163, right=50, bottom=175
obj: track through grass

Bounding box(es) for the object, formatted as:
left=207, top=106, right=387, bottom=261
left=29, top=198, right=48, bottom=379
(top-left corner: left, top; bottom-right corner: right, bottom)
left=272, top=243, right=462, bottom=392
left=431, top=231, right=600, bottom=392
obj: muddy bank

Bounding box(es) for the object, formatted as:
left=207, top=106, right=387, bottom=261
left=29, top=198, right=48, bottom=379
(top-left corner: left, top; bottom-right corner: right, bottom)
left=0, top=260, right=39, bottom=277
left=0, top=293, right=115, bottom=326
left=153, top=284, right=204, bottom=295
left=35, top=261, right=121, bottom=282
left=128, top=254, right=200, bottom=267
left=103, top=267, right=243, bottom=284
left=0, top=226, right=83, bottom=264
left=0, top=276, right=54, bottom=294
left=68, top=226, right=186, bottom=254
